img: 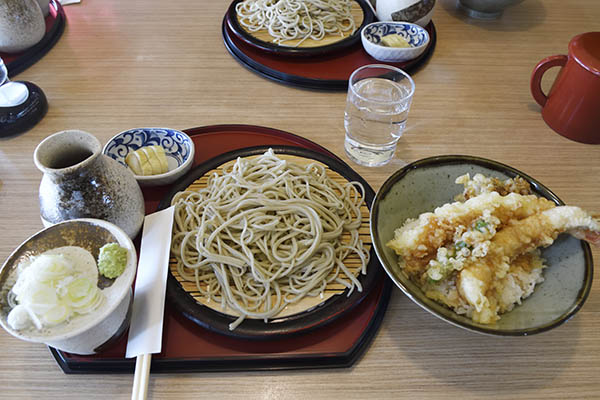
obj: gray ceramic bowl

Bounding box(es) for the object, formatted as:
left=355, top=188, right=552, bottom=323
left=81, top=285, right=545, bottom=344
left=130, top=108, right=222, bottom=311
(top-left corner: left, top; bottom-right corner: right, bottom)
left=103, top=127, right=195, bottom=186
left=0, top=219, right=137, bottom=354
left=370, top=155, right=593, bottom=336
left=457, top=0, right=523, bottom=19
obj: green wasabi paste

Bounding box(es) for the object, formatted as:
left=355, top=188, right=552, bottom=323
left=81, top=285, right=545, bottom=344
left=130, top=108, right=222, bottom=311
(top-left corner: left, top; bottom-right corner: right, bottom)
left=97, top=243, right=128, bottom=279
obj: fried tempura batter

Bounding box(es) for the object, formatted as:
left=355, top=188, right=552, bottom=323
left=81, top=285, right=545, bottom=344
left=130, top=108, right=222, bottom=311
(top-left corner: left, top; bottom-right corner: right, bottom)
left=387, top=192, right=555, bottom=281
left=387, top=175, right=599, bottom=325
left=455, top=173, right=533, bottom=201
left=457, top=206, right=600, bottom=323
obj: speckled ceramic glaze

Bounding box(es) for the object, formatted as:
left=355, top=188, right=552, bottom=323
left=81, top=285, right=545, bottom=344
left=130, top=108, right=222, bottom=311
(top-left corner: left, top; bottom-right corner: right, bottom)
left=0, top=0, right=46, bottom=54
left=36, top=0, right=49, bottom=17
left=370, top=155, right=593, bottom=336
left=34, top=130, right=145, bottom=239
left=361, top=22, right=429, bottom=62
left=103, top=127, right=195, bottom=186
left=0, top=219, right=137, bottom=355
left=376, top=0, right=435, bottom=26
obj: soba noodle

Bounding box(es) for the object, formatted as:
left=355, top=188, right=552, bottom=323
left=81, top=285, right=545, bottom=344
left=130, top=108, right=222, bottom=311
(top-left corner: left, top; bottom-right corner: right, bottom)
left=235, top=0, right=357, bottom=46
left=170, top=149, right=369, bottom=330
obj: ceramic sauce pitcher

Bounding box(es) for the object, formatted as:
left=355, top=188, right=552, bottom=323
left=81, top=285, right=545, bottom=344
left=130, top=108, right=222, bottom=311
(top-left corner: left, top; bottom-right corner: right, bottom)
left=375, top=0, right=435, bottom=26
left=531, top=32, right=600, bottom=144
left=34, top=130, right=145, bottom=239
left=0, top=0, right=46, bottom=53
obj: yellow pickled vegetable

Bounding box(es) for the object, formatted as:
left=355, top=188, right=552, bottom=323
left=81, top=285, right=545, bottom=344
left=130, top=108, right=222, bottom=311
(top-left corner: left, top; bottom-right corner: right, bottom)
left=125, top=145, right=169, bottom=176
left=381, top=34, right=411, bottom=48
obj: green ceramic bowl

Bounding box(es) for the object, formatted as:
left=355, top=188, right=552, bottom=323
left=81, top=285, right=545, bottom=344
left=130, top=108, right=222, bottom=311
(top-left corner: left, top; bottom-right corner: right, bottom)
left=370, top=155, right=593, bottom=336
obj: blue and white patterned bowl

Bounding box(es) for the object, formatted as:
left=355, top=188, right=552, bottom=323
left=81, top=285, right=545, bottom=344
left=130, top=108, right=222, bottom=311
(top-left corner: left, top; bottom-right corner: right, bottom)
left=103, top=127, right=195, bottom=186
left=361, top=21, right=430, bottom=62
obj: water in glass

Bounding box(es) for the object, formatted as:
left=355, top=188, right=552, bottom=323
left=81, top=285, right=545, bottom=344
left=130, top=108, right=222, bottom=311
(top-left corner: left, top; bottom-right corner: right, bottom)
left=344, top=77, right=412, bottom=167
left=0, top=58, right=8, bottom=86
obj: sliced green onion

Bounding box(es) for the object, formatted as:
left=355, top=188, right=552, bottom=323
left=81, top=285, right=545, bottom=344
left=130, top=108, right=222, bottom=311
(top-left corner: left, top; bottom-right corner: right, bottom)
left=474, top=220, right=488, bottom=232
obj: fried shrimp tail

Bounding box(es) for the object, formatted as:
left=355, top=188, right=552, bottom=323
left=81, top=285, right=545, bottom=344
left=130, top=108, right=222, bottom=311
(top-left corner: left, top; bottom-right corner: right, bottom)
left=491, top=206, right=600, bottom=257
left=570, top=213, right=600, bottom=247
left=457, top=206, right=599, bottom=324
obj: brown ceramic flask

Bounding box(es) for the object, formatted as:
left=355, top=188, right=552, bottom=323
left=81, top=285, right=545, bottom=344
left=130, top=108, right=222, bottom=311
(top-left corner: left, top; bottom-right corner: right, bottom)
left=530, top=32, right=600, bottom=144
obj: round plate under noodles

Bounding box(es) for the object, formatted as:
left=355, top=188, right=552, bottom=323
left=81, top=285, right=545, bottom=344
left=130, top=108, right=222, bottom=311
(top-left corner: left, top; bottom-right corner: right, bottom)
left=226, top=0, right=375, bottom=57
left=158, top=145, right=382, bottom=339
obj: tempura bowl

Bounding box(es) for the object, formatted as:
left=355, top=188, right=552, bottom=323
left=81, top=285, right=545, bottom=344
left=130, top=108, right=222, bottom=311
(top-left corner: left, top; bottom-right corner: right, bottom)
left=370, top=155, right=593, bottom=336
left=0, top=219, right=137, bottom=354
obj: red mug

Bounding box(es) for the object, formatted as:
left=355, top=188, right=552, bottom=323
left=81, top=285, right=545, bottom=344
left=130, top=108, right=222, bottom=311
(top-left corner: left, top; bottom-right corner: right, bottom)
left=530, top=32, right=600, bottom=144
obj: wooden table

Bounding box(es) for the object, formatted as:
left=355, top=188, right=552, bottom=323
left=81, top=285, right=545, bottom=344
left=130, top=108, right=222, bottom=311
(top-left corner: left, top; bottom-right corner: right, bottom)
left=1, top=0, right=599, bottom=398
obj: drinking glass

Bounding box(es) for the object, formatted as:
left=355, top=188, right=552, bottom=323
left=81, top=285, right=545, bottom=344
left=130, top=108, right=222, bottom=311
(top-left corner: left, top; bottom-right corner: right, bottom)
left=344, top=64, right=415, bottom=167
left=0, top=57, right=8, bottom=86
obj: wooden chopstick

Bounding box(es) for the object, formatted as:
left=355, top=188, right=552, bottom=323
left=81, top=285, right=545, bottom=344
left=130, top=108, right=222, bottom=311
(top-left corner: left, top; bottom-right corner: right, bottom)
left=131, top=353, right=152, bottom=400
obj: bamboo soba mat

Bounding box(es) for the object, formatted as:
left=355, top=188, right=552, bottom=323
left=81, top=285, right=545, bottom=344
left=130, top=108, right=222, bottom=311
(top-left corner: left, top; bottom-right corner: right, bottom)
left=169, top=154, right=372, bottom=318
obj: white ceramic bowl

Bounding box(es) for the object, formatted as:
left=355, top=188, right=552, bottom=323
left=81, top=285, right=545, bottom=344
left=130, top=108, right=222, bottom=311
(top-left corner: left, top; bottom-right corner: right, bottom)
left=0, top=219, right=137, bottom=354
left=361, top=21, right=430, bottom=62
left=103, top=127, right=195, bottom=186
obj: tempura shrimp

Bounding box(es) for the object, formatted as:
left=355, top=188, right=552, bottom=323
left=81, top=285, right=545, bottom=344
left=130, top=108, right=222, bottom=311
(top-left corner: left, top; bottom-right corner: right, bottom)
left=491, top=206, right=600, bottom=255
left=387, top=192, right=556, bottom=278
left=457, top=206, right=600, bottom=323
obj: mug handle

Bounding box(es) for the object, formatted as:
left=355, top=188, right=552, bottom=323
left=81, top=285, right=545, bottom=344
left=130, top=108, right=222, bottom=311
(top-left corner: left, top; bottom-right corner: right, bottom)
left=530, top=55, right=568, bottom=107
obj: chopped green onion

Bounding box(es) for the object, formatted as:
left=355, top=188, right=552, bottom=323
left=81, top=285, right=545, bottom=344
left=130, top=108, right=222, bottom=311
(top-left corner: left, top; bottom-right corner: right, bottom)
left=475, top=220, right=488, bottom=232
left=455, top=241, right=468, bottom=250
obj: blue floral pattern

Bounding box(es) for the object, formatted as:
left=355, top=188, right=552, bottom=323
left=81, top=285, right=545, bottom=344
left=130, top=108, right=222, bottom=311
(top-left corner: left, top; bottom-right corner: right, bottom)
left=363, top=22, right=428, bottom=47
left=104, top=128, right=192, bottom=168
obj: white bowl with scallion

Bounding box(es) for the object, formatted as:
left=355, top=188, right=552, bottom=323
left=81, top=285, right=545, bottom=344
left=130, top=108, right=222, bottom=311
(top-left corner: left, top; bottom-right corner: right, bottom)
left=0, top=219, right=137, bottom=354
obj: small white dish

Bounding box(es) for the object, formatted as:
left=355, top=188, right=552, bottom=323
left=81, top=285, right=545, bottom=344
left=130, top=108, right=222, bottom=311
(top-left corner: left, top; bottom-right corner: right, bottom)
left=361, top=21, right=430, bottom=62
left=103, top=127, right=195, bottom=187
left=0, top=219, right=137, bottom=354
left=0, top=81, right=29, bottom=107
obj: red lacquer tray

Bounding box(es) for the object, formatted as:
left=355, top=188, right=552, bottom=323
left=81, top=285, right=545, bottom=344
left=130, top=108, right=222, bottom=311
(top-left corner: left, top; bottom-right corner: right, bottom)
left=222, top=14, right=436, bottom=90
left=1, top=0, right=66, bottom=78
left=50, top=124, right=392, bottom=373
